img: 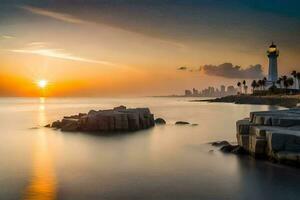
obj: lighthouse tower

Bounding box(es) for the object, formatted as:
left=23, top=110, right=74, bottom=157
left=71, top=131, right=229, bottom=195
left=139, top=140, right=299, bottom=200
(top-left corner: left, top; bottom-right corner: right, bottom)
left=267, top=42, right=279, bottom=83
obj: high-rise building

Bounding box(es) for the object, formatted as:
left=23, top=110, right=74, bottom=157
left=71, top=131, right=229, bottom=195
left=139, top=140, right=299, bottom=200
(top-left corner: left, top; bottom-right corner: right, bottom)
left=192, top=88, right=199, bottom=96
left=185, top=90, right=192, bottom=96
left=220, top=85, right=225, bottom=93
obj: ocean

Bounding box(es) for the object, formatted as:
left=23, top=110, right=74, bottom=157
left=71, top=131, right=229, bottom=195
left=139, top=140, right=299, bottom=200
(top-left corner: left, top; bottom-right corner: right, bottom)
left=0, top=97, right=299, bottom=200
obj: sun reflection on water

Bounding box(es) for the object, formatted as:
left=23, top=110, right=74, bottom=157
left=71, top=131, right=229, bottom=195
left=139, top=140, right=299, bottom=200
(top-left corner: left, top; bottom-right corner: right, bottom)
left=23, top=98, right=57, bottom=200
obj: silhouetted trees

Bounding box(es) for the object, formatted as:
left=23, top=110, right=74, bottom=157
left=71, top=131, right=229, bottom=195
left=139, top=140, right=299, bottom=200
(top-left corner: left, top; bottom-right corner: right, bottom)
left=251, top=80, right=257, bottom=92
left=297, top=72, right=300, bottom=89
left=237, top=82, right=241, bottom=93
left=276, top=78, right=282, bottom=89
left=291, top=70, right=297, bottom=89
left=243, top=70, right=300, bottom=95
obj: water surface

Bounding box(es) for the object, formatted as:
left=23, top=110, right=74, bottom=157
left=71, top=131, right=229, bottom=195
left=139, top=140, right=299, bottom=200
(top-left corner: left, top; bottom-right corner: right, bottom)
left=0, top=97, right=299, bottom=200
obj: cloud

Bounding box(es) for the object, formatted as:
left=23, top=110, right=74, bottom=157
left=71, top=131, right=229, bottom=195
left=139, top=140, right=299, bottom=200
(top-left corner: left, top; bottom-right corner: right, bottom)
left=21, top=6, right=88, bottom=24
left=20, top=5, right=185, bottom=49
left=177, top=66, right=188, bottom=70
left=200, top=63, right=264, bottom=79
left=1, top=35, right=14, bottom=39
left=9, top=48, right=116, bottom=66
left=177, top=66, right=201, bottom=72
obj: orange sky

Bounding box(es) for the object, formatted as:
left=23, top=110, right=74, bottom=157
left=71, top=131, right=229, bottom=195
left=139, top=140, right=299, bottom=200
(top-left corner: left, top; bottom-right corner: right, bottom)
left=0, top=2, right=299, bottom=97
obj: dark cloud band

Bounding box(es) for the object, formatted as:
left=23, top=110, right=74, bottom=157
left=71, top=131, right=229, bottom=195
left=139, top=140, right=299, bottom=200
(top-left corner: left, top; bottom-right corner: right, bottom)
left=200, top=63, right=264, bottom=79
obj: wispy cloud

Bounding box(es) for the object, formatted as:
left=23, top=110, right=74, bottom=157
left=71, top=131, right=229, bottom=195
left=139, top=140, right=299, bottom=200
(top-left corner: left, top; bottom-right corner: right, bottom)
left=1, top=35, right=14, bottom=39
left=10, top=48, right=116, bottom=66
left=20, top=5, right=185, bottom=49
left=21, top=6, right=88, bottom=24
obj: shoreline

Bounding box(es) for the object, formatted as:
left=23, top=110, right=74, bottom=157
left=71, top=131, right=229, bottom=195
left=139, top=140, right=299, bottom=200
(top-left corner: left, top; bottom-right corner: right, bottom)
left=191, top=95, right=300, bottom=108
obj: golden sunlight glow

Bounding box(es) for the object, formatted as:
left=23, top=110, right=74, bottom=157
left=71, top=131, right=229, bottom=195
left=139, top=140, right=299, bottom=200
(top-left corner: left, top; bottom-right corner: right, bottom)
left=38, top=80, right=48, bottom=89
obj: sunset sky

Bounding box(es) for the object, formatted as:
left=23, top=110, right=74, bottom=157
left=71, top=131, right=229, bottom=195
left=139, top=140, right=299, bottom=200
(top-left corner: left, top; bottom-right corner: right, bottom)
left=0, top=0, right=300, bottom=97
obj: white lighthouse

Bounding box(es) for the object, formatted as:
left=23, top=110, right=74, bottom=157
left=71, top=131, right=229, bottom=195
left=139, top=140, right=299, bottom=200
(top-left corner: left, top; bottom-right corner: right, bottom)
left=267, top=42, right=279, bottom=83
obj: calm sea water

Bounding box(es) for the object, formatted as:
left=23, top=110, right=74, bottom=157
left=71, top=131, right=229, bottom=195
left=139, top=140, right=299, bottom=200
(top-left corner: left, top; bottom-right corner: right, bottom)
left=0, top=97, right=300, bottom=200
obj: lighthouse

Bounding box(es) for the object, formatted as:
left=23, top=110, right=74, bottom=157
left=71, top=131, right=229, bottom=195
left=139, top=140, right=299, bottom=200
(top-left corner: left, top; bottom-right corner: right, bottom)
left=267, top=42, right=279, bottom=83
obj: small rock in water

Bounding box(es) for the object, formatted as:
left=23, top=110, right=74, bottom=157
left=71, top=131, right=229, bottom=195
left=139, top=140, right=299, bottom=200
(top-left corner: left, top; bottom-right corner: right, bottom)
left=175, top=121, right=190, bottom=125
left=211, top=141, right=230, bottom=147
left=155, top=118, right=166, bottom=125
left=44, top=124, right=51, bottom=128
left=220, top=144, right=238, bottom=153
left=231, top=146, right=247, bottom=155
left=51, top=120, right=61, bottom=128
left=191, top=123, right=198, bottom=126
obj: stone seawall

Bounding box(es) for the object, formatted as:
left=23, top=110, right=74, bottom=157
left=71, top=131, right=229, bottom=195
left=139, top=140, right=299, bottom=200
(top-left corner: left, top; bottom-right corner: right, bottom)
left=49, top=106, right=155, bottom=132
left=236, top=108, right=300, bottom=165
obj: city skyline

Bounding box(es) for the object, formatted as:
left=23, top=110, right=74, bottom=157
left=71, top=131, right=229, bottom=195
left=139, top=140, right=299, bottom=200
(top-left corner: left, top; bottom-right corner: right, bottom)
left=0, top=0, right=300, bottom=96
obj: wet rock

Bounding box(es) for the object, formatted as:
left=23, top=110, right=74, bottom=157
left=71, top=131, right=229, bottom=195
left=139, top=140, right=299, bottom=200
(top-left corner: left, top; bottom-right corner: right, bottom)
left=155, top=118, right=166, bottom=125
left=175, top=121, right=190, bottom=125
left=49, top=106, right=155, bottom=133
left=220, top=144, right=239, bottom=153
left=113, top=105, right=126, bottom=111
left=61, top=118, right=79, bottom=132
left=44, top=124, right=51, bottom=128
left=211, top=141, right=230, bottom=147
left=231, top=146, right=247, bottom=155
left=51, top=120, right=61, bottom=128
left=235, top=107, right=300, bottom=166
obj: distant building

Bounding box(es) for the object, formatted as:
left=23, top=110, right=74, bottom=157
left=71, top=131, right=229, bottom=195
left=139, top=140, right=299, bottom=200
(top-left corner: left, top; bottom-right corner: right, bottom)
left=184, top=85, right=237, bottom=97
left=227, top=86, right=237, bottom=95
left=185, top=89, right=192, bottom=96
left=192, top=88, right=199, bottom=96
left=221, top=85, right=226, bottom=93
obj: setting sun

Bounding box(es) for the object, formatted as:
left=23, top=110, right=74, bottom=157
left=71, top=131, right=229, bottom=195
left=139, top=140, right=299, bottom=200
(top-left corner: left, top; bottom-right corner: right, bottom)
left=37, top=80, right=48, bottom=89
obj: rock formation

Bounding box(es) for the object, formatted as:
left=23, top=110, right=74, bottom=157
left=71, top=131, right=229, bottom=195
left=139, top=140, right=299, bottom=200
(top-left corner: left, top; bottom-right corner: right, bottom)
left=199, top=95, right=299, bottom=108
left=49, top=106, right=155, bottom=132
left=154, top=118, right=166, bottom=125
left=175, top=121, right=190, bottom=125
left=236, top=108, right=300, bottom=165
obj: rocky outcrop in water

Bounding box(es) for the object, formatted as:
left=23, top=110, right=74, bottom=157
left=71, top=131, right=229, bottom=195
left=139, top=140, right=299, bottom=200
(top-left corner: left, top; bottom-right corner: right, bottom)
left=49, top=106, right=155, bottom=132
left=236, top=108, right=300, bottom=166
left=154, top=118, right=166, bottom=125
left=197, top=95, right=300, bottom=108
left=175, top=121, right=190, bottom=125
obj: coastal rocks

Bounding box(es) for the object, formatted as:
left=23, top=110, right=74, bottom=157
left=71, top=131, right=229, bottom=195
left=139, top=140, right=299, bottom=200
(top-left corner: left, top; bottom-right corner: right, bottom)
left=210, top=140, right=247, bottom=154
left=155, top=118, right=166, bottom=125
left=203, top=95, right=299, bottom=108
left=236, top=108, right=300, bottom=165
left=211, top=141, right=230, bottom=147
left=61, top=118, right=79, bottom=132
left=51, top=120, right=61, bottom=128
left=48, top=106, right=155, bottom=133
left=175, top=121, right=190, bottom=125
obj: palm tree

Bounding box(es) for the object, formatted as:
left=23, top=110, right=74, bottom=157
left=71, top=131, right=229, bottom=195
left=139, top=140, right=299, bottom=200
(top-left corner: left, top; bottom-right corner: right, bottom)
left=251, top=80, right=257, bottom=93
left=288, top=77, right=294, bottom=88
left=291, top=70, right=297, bottom=89
left=242, top=80, right=247, bottom=94
left=282, top=75, right=288, bottom=83
left=283, top=77, right=293, bottom=94
left=257, top=80, right=263, bottom=90
left=262, top=77, right=267, bottom=90
left=276, top=78, right=282, bottom=89
left=237, top=82, right=242, bottom=93
left=296, top=72, right=300, bottom=90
